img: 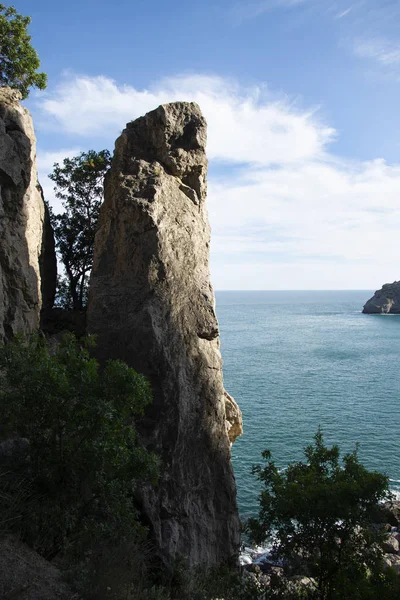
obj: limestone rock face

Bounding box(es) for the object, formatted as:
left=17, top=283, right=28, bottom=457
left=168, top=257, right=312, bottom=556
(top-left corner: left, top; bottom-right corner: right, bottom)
left=363, top=282, right=400, bottom=314
left=87, top=102, right=241, bottom=568
left=0, top=88, right=56, bottom=341
left=224, top=390, right=243, bottom=444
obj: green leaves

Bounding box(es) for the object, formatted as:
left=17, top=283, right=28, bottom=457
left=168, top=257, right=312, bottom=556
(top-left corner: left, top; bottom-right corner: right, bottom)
left=0, top=4, right=47, bottom=99
left=49, top=150, right=111, bottom=310
left=0, top=333, right=159, bottom=557
left=248, top=428, right=390, bottom=599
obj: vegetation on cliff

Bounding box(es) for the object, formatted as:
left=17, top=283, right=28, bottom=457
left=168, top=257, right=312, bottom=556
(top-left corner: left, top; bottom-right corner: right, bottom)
left=0, top=333, right=159, bottom=595
left=0, top=3, right=46, bottom=98
left=49, top=150, right=111, bottom=310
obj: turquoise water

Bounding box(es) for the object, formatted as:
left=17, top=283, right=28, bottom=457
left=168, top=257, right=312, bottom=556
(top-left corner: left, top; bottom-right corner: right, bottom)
left=216, top=290, right=400, bottom=518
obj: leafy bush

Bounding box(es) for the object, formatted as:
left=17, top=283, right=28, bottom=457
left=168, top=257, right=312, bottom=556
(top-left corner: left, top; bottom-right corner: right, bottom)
left=0, top=333, right=159, bottom=561
left=247, top=428, right=392, bottom=599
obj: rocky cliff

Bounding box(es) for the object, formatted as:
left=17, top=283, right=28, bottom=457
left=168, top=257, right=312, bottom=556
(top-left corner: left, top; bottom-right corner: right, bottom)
left=363, top=282, right=400, bottom=314
left=87, top=102, right=242, bottom=568
left=0, top=88, right=56, bottom=341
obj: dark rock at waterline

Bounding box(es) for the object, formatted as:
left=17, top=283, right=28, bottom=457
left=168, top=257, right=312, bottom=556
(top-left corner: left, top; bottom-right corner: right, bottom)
left=383, top=501, right=400, bottom=527
left=382, top=534, right=400, bottom=554
left=363, top=282, right=400, bottom=314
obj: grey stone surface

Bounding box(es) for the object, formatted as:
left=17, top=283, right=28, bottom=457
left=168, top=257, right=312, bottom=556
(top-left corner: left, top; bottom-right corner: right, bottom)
left=224, top=390, right=243, bottom=444
left=382, top=534, right=400, bottom=554
left=87, top=102, right=241, bottom=568
left=379, top=501, right=400, bottom=527
left=363, top=282, right=400, bottom=314
left=0, top=88, right=56, bottom=341
left=382, top=553, right=400, bottom=574
left=0, top=535, right=79, bottom=600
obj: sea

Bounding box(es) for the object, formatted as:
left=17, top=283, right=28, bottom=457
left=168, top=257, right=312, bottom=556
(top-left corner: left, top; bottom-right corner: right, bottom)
left=215, top=290, right=400, bottom=521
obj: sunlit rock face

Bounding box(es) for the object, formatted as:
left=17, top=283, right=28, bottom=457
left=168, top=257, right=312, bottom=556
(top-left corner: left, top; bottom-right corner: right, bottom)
left=0, top=88, right=56, bottom=341
left=88, top=102, right=241, bottom=568
left=363, top=282, right=400, bottom=314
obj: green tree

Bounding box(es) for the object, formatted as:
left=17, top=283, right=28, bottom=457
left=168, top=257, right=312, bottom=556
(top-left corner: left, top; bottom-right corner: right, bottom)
left=248, top=429, right=391, bottom=600
left=0, top=333, right=159, bottom=558
left=49, top=150, right=111, bottom=310
left=0, top=4, right=47, bottom=99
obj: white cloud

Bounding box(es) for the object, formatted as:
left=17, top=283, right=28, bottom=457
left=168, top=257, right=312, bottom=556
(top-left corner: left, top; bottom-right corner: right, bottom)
left=36, top=73, right=400, bottom=289
left=37, top=148, right=82, bottom=213
left=211, top=260, right=394, bottom=291
left=208, top=158, right=400, bottom=286
left=36, top=148, right=82, bottom=173
left=38, top=74, right=334, bottom=166
left=336, top=7, right=352, bottom=19
left=232, top=0, right=307, bottom=21
left=354, top=37, right=400, bottom=66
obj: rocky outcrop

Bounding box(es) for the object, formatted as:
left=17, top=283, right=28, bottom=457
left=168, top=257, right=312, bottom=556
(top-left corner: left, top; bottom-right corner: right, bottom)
left=224, top=390, right=243, bottom=444
left=0, top=88, right=56, bottom=341
left=87, top=102, right=241, bottom=568
left=363, top=282, right=400, bottom=314
left=0, top=535, right=79, bottom=600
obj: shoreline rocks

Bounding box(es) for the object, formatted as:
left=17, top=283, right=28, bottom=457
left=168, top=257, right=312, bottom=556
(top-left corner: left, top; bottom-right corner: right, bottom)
left=363, top=282, right=400, bottom=314
left=241, top=500, right=400, bottom=583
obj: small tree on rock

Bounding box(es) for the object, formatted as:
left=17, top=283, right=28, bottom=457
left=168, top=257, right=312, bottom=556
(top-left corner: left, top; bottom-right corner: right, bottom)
left=49, top=149, right=111, bottom=310
left=248, top=428, right=391, bottom=599
left=0, top=4, right=47, bottom=99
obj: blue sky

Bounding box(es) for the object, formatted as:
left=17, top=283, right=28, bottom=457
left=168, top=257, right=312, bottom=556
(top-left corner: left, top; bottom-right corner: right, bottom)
left=15, top=0, right=400, bottom=289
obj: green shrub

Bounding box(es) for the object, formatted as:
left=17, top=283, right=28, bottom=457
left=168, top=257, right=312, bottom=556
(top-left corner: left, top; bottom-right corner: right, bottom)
left=247, top=428, right=392, bottom=599
left=0, top=333, right=159, bottom=560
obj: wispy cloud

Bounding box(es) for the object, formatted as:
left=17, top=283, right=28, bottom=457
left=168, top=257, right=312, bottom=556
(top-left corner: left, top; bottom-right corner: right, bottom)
left=231, top=0, right=308, bottom=22
left=336, top=7, right=352, bottom=19
left=343, top=1, right=400, bottom=71
left=38, top=74, right=334, bottom=166
left=231, top=0, right=358, bottom=24
left=354, top=37, right=400, bottom=66
left=36, top=73, right=400, bottom=289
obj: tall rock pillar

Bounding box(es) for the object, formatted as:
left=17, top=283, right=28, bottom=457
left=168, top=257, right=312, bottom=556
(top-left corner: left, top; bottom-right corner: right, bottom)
left=87, top=102, right=241, bottom=567
left=0, top=88, right=56, bottom=341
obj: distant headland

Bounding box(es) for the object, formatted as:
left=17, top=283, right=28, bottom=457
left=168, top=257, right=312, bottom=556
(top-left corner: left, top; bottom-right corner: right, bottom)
left=363, top=281, right=400, bottom=314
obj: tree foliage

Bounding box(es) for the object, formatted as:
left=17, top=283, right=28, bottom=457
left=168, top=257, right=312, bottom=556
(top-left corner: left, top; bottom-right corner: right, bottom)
left=248, top=428, right=392, bottom=599
left=49, top=150, right=111, bottom=310
left=0, top=4, right=47, bottom=99
left=0, top=333, right=159, bottom=558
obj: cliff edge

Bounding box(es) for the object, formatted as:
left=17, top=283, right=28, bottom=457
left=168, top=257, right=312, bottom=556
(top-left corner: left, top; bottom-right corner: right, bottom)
left=0, top=88, right=56, bottom=341
left=363, top=282, right=400, bottom=314
left=87, top=102, right=241, bottom=568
